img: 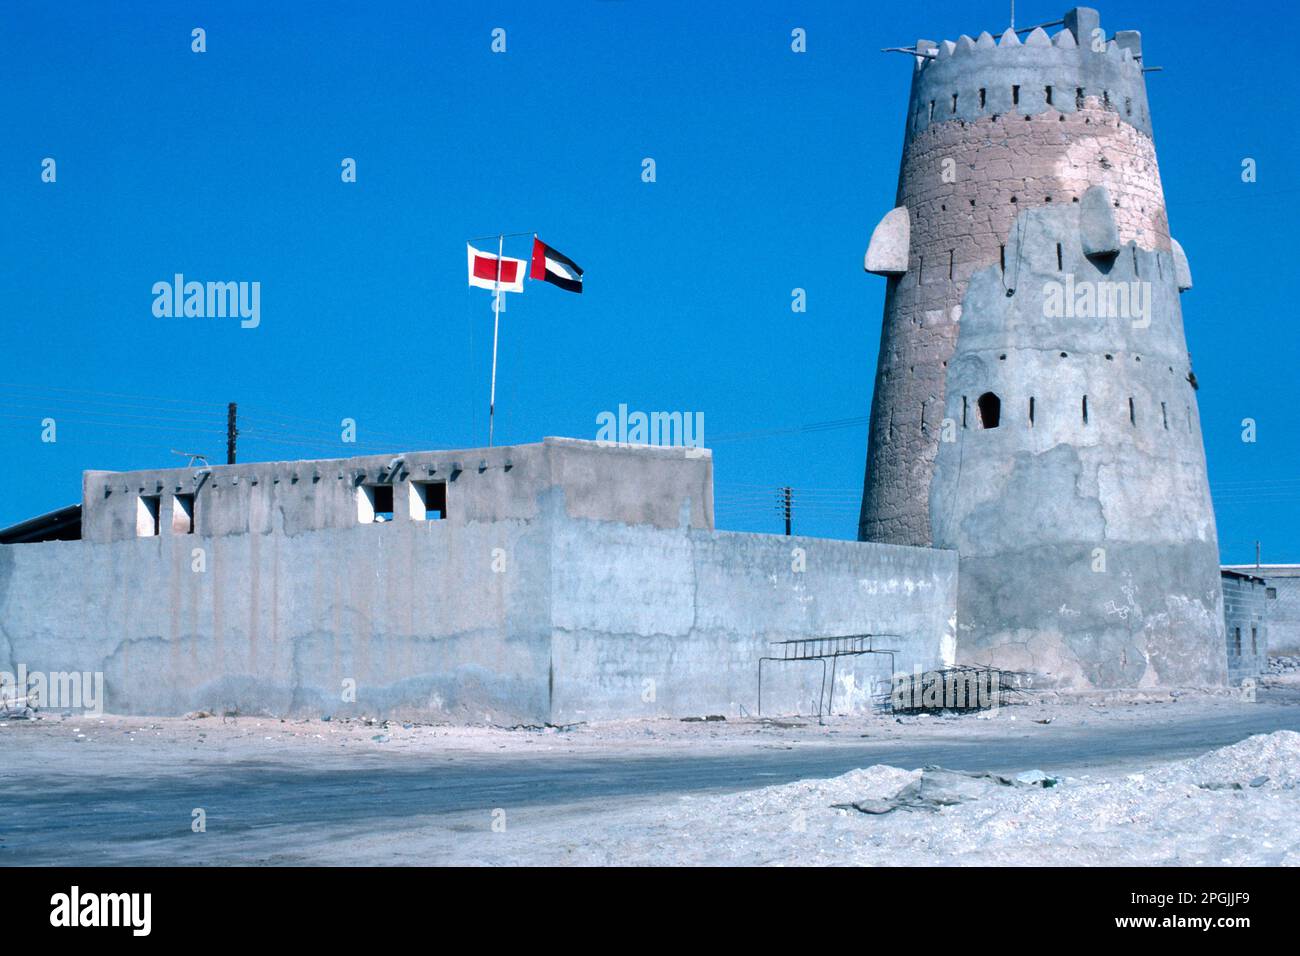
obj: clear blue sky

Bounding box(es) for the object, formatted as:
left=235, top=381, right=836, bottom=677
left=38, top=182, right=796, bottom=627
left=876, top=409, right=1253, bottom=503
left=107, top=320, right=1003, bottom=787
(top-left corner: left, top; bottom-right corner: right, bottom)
left=2, top=0, right=1295, bottom=561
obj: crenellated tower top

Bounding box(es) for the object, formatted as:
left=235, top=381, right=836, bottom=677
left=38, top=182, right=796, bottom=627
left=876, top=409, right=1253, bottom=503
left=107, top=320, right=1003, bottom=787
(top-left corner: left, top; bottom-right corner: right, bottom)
left=899, top=7, right=1153, bottom=140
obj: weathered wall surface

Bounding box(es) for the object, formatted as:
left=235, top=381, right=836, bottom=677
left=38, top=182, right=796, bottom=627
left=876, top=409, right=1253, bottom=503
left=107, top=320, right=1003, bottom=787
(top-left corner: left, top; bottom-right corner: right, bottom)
left=549, top=517, right=957, bottom=722
left=1, top=439, right=953, bottom=722
left=1221, top=572, right=1268, bottom=683
left=82, top=437, right=713, bottom=544
left=0, top=510, right=554, bottom=722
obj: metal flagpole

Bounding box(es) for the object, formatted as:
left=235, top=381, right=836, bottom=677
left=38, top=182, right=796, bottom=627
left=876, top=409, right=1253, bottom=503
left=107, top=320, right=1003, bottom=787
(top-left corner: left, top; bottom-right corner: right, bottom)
left=488, top=233, right=503, bottom=447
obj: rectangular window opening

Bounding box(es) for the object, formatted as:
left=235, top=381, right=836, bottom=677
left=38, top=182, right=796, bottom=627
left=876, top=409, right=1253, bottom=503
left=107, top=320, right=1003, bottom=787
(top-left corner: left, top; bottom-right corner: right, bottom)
left=979, top=88, right=986, bottom=108
left=1045, top=85, right=1053, bottom=106
left=136, top=495, right=160, bottom=537
left=928, top=100, right=935, bottom=121
left=1082, top=395, right=1089, bottom=425
left=1251, top=627, right=1258, bottom=654
left=1056, top=242, right=1063, bottom=271
left=999, top=245, right=1006, bottom=273
left=962, top=396, right=968, bottom=429
left=172, top=493, right=195, bottom=534
left=1129, top=397, right=1136, bottom=426
left=1233, top=627, right=1242, bottom=655
left=1075, top=87, right=1085, bottom=108
left=1161, top=401, right=1168, bottom=430
left=357, top=484, right=395, bottom=524
left=951, top=93, right=958, bottom=113
left=1012, top=85, right=1020, bottom=106
left=1029, top=397, right=1036, bottom=427
left=410, top=480, right=447, bottom=521
left=948, top=249, right=954, bottom=280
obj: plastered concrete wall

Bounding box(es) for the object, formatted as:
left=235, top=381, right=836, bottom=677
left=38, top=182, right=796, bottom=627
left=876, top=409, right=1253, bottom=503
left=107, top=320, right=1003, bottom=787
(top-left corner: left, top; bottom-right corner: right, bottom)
left=549, top=518, right=957, bottom=722
left=0, top=511, right=554, bottom=722
left=1, top=439, right=953, bottom=722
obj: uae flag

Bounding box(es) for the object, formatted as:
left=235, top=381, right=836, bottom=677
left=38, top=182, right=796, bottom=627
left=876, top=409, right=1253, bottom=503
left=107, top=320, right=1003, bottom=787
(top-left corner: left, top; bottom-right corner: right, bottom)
left=530, top=238, right=584, bottom=293
left=467, top=244, right=527, bottom=292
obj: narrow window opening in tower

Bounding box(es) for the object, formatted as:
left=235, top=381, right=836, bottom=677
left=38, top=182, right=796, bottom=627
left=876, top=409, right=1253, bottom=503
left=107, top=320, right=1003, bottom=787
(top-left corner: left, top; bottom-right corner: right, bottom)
left=1125, top=97, right=1132, bottom=116
left=929, top=100, right=935, bottom=121
left=1157, top=255, right=1163, bottom=279
left=948, top=250, right=954, bottom=280
left=1045, top=86, right=1053, bottom=106
left=1082, top=395, right=1089, bottom=425
left=1056, top=243, right=1063, bottom=271
left=999, top=245, right=1005, bottom=272
left=920, top=402, right=926, bottom=434
left=1132, top=246, right=1139, bottom=276
left=1076, top=87, right=1085, bottom=108
left=952, top=93, right=958, bottom=113
left=1012, top=85, right=1020, bottom=105
left=977, top=392, right=1001, bottom=429
left=918, top=256, right=924, bottom=284
left=1029, top=397, right=1036, bottom=427
left=1161, top=402, right=1168, bottom=430
left=962, top=396, right=968, bottom=429
left=1129, top=397, right=1136, bottom=426
left=979, top=88, right=986, bottom=108
left=1103, top=90, right=1111, bottom=108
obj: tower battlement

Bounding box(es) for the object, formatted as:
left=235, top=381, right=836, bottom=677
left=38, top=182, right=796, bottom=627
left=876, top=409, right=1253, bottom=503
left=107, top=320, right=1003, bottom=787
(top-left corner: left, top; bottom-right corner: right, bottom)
left=905, top=11, right=1152, bottom=139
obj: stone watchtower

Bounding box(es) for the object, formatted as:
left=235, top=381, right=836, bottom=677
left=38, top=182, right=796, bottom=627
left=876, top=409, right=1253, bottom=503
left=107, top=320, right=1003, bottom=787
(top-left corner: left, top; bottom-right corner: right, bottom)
left=858, top=7, right=1226, bottom=686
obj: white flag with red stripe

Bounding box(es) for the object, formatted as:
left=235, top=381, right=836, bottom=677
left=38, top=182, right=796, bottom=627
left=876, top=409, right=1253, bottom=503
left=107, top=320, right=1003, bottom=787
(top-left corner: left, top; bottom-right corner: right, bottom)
left=467, top=243, right=527, bottom=293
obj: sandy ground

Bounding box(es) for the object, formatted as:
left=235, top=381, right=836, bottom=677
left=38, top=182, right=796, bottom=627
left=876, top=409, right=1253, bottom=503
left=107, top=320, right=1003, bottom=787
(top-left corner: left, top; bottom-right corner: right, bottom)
left=0, top=684, right=1281, bottom=768
left=2, top=681, right=1298, bottom=865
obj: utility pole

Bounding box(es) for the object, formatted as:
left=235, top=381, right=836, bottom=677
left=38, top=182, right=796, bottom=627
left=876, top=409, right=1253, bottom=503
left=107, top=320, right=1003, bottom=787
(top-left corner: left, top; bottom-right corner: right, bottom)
left=780, top=486, right=793, bottom=536
left=226, top=402, right=238, bottom=465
